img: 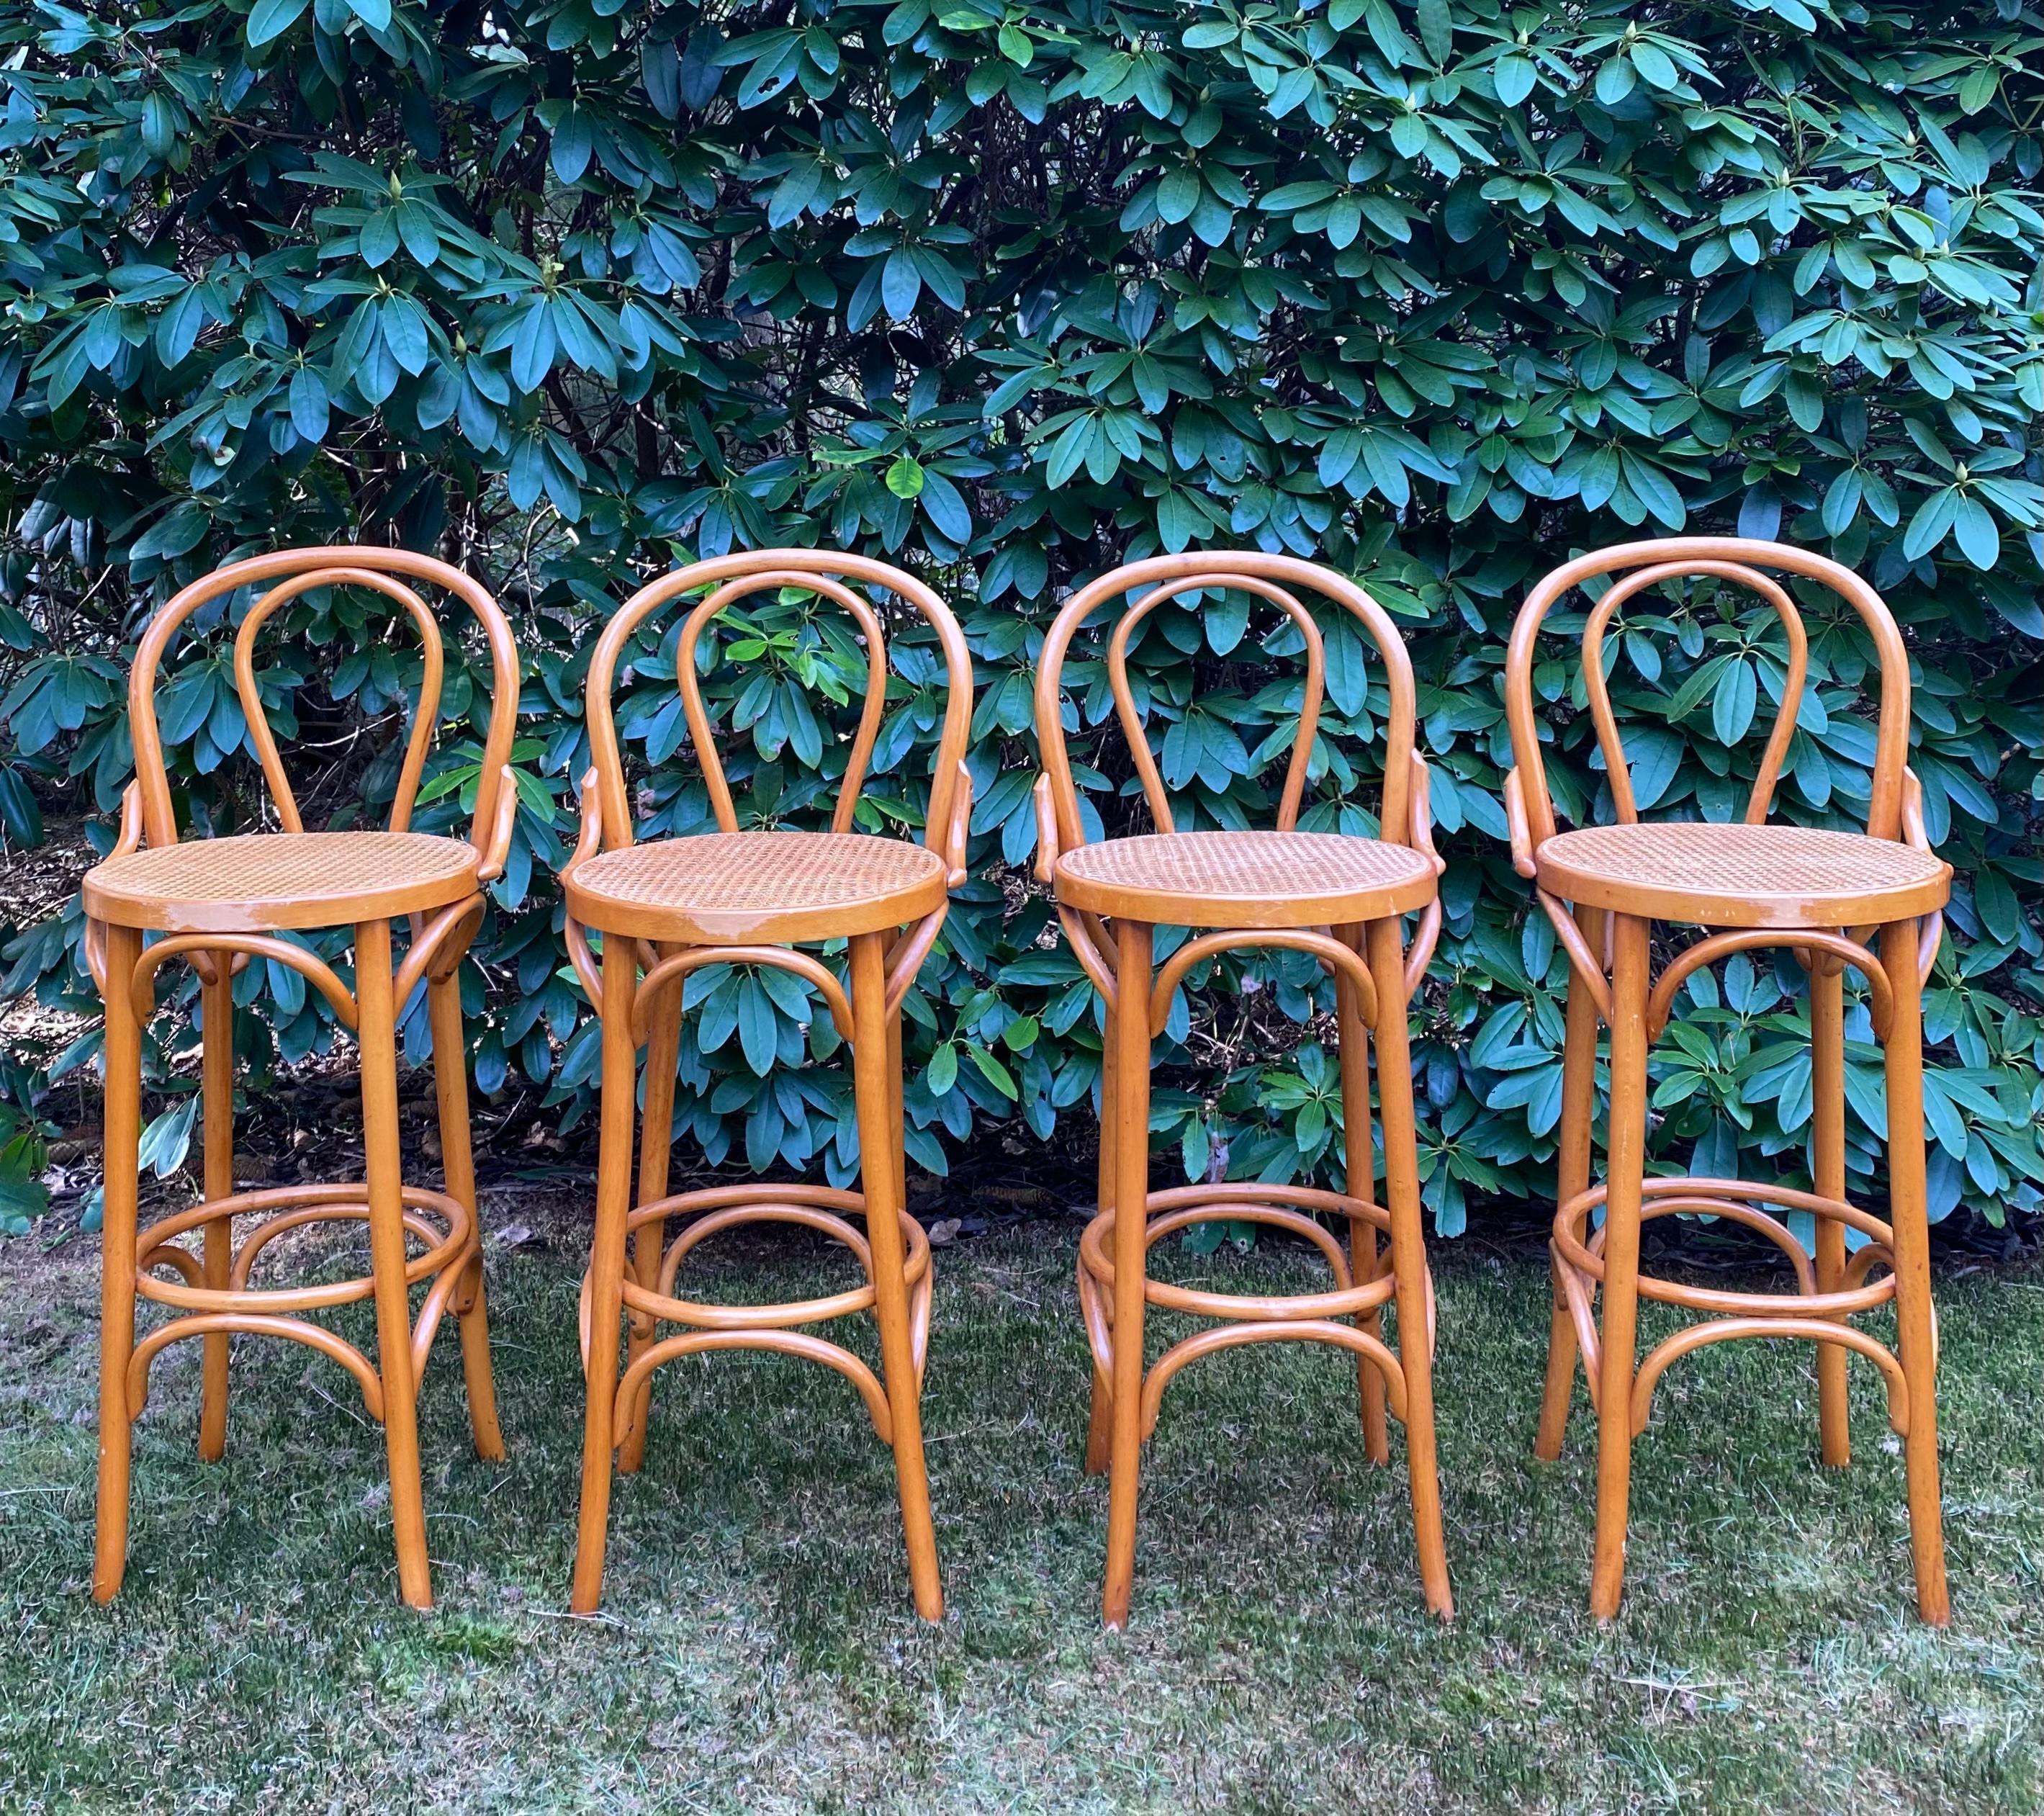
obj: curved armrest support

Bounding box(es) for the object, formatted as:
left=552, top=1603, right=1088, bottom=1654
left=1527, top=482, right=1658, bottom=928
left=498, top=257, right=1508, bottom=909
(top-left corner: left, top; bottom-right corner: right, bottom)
left=393, top=895, right=487, bottom=1012
left=112, top=778, right=144, bottom=860
left=1057, top=905, right=1118, bottom=1013
left=1033, top=773, right=1059, bottom=886
left=1404, top=899, right=1442, bottom=999
left=1900, top=767, right=1944, bottom=984
left=560, top=768, right=603, bottom=1007
left=1408, top=752, right=1446, bottom=877
left=1504, top=768, right=1536, bottom=880
left=1398, top=755, right=1446, bottom=995
left=884, top=902, right=950, bottom=1017
left=475, top=763, right=520, bottom=884
left=86, top=783, right=148, bottom=994
left=942, top=759, right=973, bottom=889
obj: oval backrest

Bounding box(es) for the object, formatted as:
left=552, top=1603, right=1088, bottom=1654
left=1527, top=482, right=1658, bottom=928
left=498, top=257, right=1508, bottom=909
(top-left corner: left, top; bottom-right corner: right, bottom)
left=584, top=549, right=973, bottom=853
left=128, top=547, right=520, bottom=850
left=1505, top=537, right=1912, bottom=845
left=1032, top=552, right=1420, bottom=856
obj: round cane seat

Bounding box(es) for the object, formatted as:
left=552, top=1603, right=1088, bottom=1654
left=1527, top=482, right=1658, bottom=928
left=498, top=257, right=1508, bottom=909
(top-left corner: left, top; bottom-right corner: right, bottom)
left=566, top=830, right=948, bottom=942
left=82, top=831, right=479, bottom=933
left=1536, top=822, right=1950, bottom=929
left=1053, top=830, right=1436, bottom=928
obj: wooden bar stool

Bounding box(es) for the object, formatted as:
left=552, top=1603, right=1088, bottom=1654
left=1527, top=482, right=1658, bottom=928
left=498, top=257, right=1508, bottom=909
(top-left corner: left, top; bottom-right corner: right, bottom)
left=565, top=551, right=973, bottom=1621
left=1505, top=536, right=1953, bottom=1624
left=78, top=549, right=523, bottom=1609
left=1032, top=552, right=1453, bottom=1628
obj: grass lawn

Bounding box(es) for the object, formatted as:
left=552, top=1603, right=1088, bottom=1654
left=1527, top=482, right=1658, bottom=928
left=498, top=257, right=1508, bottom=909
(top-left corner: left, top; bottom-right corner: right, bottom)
left=1, top=1203, right=2038, bottom=1814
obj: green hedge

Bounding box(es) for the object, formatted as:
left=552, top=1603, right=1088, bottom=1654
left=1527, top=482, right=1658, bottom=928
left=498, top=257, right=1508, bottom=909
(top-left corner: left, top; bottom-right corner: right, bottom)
left=0, top=0, right=2039, bottom=1237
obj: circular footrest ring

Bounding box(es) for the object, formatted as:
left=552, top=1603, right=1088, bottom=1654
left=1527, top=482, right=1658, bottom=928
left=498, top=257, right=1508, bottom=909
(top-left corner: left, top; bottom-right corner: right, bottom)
left=1549, top=1174, right=1918, bottom=1429
left=1079, top=1182, right=1402, bottom=1323
left=125, top=1181, right=480, bottom=1424
left=577, top=1183, right=932, bottom=1420
left=1076, top=1182, right=1436, bottom=1430
left=135, top=1182, right=476, bottom=1316
left=1552, top=1176, right=1896, bottom=1320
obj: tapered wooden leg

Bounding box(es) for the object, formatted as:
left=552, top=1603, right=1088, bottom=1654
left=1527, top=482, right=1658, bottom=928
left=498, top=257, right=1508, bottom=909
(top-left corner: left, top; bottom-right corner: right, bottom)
left=1102, top=918, right=1152, bottom=1630
left=198, top=963, right=234, bottom=1462
left=1083, top=1028, right=1117, bottom=1477
left=1536, top=904, right=1603, bottom=1462
left=427, top=969, right=505, bottom=1462
left=1810, top=953, right=1850, bottom=1468
left=851, top=932, right=943, bottom=1620
left=572, top=935, right=642, bottom=1615
left=619, top=952, right=681, bottom=1475
left=1881, top=917, right=1949, bottom=1625
left=1336, top=947, right=1389, bottom=1466
left=1367, top=916, right=1454, bottom=1619
left=1589, top=912, right=1651, bottom=1622
left=356, top=920, right=432, bottom=1609
left=885, top=997, right=922, bottom=1400
left=94, top=922, right=144, bottom=1604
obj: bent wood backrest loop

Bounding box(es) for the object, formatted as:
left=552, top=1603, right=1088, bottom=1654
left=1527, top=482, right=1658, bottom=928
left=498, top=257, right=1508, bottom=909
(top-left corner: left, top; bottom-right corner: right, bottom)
left=585, top=550, right=973, bottom=855
left=128, top=547, right=520, bottom=853
left=1032, top=552, right=1420, bottom=860
left=1503, top=537, right=1912, bottom=848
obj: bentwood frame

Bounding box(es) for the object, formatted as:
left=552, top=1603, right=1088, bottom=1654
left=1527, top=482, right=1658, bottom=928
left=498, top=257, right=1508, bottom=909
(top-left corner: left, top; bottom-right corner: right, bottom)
left=1033, top=550, right=1452, bottom=1627
left=80, top=548, right=522, bottom=1608
left=1504, top=536, right=1953, bottom=1623
left=564, top=549, right=974, bottom=1620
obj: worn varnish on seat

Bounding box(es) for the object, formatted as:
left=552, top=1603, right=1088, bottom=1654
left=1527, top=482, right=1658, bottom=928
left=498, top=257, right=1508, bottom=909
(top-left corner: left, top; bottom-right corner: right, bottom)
left=1054, top=829, right=1436, bottom=927
left=84, top=830, right=479, bottom=932
left=566, top=828, right=947, bottom=943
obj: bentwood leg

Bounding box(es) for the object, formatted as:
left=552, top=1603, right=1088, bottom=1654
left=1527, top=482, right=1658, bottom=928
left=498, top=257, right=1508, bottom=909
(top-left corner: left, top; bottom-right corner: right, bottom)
left=1589, top=912, right=1652, bottom=1621
left=1881, top=917, right=1950, bottom=1624
left=1083, top=1028, right=1117, bottom=1477
left=619, top=955, right=682, bottom=1475
left=1810, top=952, right=1851, bottom=1468
left=356, top=920, right=433, bottom=1609
left=885, top=992, right=922, bottom=1406
left=572, top=937, right=641, bottom=1614
left=850, top=932, right=943, bottom=1620
left=1102, top=918, right=1154, bottom=1630
left=1536, top=904, right=1603, bottom=1462
left=199, top=961, right=234, bottom=1462
left=94, top=922, right=145, bottom=1604
left=1336, top=943, right=1389, bottom=1466
left=427, top=969, right=505, bottom=1462
left=1367, top=915, right=1454, bottom=1618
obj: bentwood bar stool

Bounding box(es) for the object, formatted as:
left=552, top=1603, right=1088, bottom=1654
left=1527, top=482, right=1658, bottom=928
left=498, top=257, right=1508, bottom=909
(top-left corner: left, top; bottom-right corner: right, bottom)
left=79, top=549, right=522, bottom=1608
left=1033, top=552, right=1453, bottom=1627
left=565, top=551, right=973, bottom=1620
left=1505, top=536, right=1953, bottom=1623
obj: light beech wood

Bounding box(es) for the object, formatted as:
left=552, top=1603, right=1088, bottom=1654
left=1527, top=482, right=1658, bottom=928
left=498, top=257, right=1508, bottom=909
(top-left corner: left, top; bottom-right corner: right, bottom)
left=1035, top=552, right=1452, bottom=1627
left=567, top=550, right=971, bottom=1621
left=81, top=548, right=519, bottom=1609
left=1507, top=537, right=1952, bottom=1626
